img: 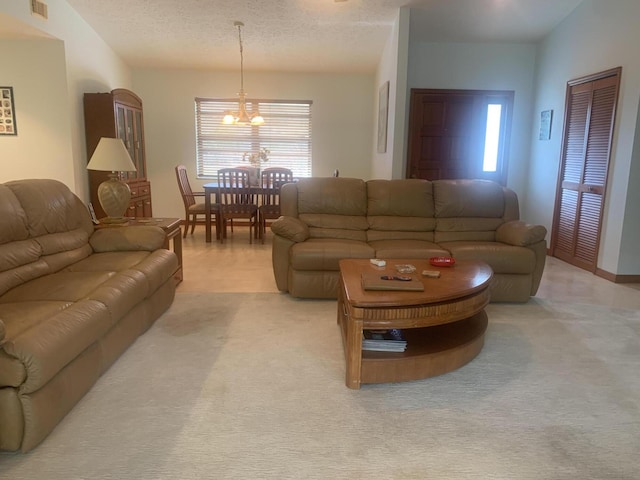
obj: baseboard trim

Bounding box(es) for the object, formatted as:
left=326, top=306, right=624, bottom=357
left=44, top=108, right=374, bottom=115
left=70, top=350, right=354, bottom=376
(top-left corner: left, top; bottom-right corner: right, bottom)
left=595, top=268, right=640, bottom=284
left=545, top=254, right=640, bottom=284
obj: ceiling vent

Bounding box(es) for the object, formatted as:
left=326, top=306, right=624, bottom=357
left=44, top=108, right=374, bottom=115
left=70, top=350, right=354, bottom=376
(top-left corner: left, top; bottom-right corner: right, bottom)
left=30, top=0, right=48, bottom=20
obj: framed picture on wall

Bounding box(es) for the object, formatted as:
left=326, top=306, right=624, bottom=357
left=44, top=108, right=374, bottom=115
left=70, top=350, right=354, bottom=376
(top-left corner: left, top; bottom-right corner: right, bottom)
left=539, top=109, right=552, bottom=140
left=377, top=81, right=389, bottom=153
left=0, top=87, right=17, bottom=136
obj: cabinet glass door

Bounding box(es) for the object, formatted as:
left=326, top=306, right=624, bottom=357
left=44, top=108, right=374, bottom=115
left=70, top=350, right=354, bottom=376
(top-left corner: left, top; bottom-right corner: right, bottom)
left=125, top=109, right=136, bottom=180
left=134, top=110, right=146, bottom=179
left=116, top=105, right=127, bottom=141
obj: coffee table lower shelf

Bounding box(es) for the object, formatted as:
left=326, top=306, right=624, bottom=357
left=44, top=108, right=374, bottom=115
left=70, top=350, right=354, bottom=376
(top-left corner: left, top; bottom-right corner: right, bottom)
left=339, top=311, right=488, bottom=388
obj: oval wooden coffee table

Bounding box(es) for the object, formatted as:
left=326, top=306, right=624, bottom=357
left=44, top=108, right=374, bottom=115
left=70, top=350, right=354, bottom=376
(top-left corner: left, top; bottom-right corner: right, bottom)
left=337, top=258, right=493, bottom=389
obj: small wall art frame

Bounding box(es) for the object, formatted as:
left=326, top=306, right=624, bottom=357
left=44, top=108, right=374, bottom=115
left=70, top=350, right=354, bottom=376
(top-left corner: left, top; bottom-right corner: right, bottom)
left=377, top=81, right=389, bottom=153
left=0, top=87, right=17, bottom=136
left=539, top=109, right=552, bottom=141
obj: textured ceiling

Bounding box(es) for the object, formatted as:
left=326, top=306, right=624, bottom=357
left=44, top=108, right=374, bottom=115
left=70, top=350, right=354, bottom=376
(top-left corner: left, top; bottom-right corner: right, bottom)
left=61, top=0, right=585, bottom=74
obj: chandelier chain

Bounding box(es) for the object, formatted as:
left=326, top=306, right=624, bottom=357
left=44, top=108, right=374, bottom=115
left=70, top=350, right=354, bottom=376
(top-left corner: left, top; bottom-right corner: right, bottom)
left=237, top=23, right=244, bottom=93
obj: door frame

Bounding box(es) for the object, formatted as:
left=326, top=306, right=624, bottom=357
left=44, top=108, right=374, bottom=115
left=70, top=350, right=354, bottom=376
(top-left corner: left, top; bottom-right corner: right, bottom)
left=405, top=88, right=513, bottom=184
left=550, top=67, right=622, bottom=272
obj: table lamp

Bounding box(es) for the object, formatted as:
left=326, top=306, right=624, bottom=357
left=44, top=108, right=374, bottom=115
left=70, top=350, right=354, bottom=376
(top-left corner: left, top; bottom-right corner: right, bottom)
left=86, top=137, right=137, bottom=223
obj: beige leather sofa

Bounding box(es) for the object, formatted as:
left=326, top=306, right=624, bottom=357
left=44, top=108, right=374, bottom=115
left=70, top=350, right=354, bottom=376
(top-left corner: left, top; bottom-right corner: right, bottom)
left=271, top=177, right=547, bottom=302
left=0, top=179, right=178, bottom=452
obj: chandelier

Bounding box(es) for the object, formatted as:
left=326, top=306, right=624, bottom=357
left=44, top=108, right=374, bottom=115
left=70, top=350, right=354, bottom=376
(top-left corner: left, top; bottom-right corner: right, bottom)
left=222, top=21, right=264, bottom=126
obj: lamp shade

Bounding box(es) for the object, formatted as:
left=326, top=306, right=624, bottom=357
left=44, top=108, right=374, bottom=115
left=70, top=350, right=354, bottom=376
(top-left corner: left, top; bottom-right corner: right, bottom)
left=86, top=137, right=137, bottom=172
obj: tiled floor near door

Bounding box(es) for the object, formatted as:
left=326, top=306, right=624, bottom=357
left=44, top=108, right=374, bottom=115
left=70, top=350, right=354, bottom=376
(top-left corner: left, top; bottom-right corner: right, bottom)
left=177, top=225, right=640, bottom=309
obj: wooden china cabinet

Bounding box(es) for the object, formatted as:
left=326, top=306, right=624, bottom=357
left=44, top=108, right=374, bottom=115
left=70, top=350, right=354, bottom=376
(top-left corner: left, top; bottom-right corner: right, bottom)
left=83, top=88, right=152, bottom=219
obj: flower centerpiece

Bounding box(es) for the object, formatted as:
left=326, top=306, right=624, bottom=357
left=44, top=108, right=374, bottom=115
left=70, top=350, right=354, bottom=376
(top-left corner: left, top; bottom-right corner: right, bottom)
left=242, top=147, right=270, bottom=168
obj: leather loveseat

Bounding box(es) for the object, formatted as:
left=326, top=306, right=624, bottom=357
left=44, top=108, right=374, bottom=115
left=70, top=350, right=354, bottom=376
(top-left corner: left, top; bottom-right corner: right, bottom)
left=271, top=177, right=547, bottom=302
left=0, top=179, right=178, bottom=452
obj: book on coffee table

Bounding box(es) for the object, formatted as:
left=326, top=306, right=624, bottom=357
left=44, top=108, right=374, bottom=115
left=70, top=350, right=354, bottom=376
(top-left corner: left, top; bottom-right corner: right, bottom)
left=362, top=329, right=407, bottom=352
left=361, top=273, right=424, bottom=292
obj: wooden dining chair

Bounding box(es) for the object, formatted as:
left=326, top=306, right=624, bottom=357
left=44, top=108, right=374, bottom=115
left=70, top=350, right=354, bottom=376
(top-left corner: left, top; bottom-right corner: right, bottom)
left=217, top=168, right=259, bottom=243
left=175, top=165, right=220, bottom=239
left=258, top=167, right=294, bottom=243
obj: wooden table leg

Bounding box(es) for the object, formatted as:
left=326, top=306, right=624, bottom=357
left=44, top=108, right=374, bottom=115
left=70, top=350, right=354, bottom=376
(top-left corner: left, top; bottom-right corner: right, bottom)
left=205, top=188, right=212, bottom=243
left=345, top=314, right=363, bottom=390
left=163, top=224, right=183, bottom=284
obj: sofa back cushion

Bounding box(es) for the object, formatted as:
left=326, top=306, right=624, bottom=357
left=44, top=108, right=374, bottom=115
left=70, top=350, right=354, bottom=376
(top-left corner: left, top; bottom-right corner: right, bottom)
left=295, top=178, right=368, bottom=241
left=366, top=179, right=436, bottom=242
left=0, top=180, right=94, bottom=296
left=433, top=179, right=509, bottom=242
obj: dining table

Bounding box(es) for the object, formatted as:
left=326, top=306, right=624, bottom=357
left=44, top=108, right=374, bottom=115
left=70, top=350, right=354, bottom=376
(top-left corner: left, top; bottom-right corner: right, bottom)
left=202, top=181, right=263, bottom=243
left=203, top=175, right=297, bottom=242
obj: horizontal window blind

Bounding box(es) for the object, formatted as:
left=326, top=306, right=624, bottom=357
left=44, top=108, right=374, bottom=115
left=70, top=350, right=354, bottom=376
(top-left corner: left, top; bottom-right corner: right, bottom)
left=195, top=98, right=312, bottom=179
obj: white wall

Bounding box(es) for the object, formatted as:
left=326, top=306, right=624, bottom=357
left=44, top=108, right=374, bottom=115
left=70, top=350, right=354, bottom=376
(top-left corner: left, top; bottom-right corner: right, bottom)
left=132, top=69, right=374, bottom=219
left=528, top=0, right=640, bottom=275
left=372, top=7, right=410, bottom=180
left=406, top=41, right=537, bottom=198
left=0, top=38, right=73, bottom=183
left=0, top=1, right=131, bottom=200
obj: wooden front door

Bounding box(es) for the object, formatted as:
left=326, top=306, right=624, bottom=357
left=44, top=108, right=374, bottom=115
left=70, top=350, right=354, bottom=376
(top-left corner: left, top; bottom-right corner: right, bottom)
left=551, top=67, right=621, bottom=272
left=406, top=89, right=513, bottom=184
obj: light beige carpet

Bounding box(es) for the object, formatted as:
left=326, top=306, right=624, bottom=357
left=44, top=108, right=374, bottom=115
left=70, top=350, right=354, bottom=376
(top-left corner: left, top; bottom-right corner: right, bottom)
left=1, top=293, right=639, bottom=479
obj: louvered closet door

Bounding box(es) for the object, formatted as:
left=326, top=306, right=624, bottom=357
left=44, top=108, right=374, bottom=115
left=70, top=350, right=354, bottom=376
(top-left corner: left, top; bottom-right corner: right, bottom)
left=551, top=68, right=621, bottom=272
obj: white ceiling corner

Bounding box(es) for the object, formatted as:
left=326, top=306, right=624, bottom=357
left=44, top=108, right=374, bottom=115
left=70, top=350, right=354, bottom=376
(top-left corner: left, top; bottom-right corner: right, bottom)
left=63, top=0, right=585, bottom=74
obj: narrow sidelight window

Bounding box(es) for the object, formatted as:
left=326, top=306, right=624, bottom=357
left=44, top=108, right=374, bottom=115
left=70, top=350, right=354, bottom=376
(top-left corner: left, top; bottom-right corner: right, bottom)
left=482, top=104, right=502, bottom=173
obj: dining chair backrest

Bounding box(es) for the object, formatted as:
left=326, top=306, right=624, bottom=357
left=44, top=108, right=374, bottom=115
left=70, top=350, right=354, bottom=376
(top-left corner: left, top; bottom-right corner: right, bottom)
left=217, top=168, right=254, bottom=206
left=175, top=164, right=197, bottom=208
left=261, top=167, right=293, bottom=206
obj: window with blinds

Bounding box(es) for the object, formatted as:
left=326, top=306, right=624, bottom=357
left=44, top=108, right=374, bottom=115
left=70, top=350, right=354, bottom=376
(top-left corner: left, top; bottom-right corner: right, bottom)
left=195, top=98, right=312, bottom=179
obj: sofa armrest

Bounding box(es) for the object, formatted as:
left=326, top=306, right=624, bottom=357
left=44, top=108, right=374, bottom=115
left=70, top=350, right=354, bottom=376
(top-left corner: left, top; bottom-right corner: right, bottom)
left=496, top=220, right=547, bottom=246
left=89, top=226, right=167, bottom=252
left=271, top=216, right=309, bottom=243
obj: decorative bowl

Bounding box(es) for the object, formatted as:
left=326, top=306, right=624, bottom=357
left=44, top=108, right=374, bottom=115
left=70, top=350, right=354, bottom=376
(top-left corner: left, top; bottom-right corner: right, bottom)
left=429, top=256, right=456, bottom=267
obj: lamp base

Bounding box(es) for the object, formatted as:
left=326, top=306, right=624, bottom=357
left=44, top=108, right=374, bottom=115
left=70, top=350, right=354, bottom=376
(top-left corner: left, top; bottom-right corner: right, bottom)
left=97, top=175, right=131, bottom=220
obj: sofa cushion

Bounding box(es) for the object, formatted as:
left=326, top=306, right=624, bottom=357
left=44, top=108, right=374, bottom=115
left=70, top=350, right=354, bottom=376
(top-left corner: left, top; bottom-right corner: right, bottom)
left=0, top=271, right=116, bottom=303
left=290, top=239, right=374, bottom=271
left=83, top=270, right=150, bottom=321
left=90, top=226, right=166, bottom=252
left=0, top=180, right=96, bottom=298
left=271, top=217, right=310, bottom=243
left=367, top=180, right=436, bottom=242
left=368, top=239, right=449, bottom=259
left=433, top=179, right=505, bottom=218
left=433, top=180, right=509, bottom=243
left=6, top=179, right=93, bottom=240
left=496, top=220, right=547, bottom=246
left=0, top=301, right=72, bottom=388
left=0, top=185, right=29, bottom=244
left=297, top=177, right=367, bottom=216
left=66, top=251, right=152, bottom=273
left=366, top=217, right=435, bottom=241
left=434, top=217, right=504, bottom=243
left=300, top=214, right=369, bottom=242
left=367, top=179, right=435, bottom=217
left=0, top=301, right=72, bottom=344
left=0, top=242, right=48, bottom=297
left=1, top=300, right=111, bottom=394
left=440, top=241, right=536, bottom=274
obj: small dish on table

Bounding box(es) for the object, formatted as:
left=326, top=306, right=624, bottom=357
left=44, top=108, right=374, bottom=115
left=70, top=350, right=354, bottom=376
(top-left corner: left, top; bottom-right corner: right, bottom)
left=429, top=256, right=456, bottom=267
